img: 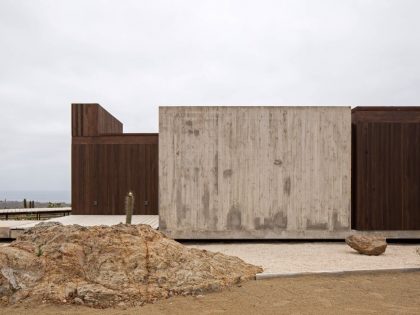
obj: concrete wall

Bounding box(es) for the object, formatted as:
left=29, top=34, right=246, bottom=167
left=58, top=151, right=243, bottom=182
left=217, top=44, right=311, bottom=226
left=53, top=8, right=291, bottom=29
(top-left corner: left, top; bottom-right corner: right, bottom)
left=159, top=106, right=351, bottom=239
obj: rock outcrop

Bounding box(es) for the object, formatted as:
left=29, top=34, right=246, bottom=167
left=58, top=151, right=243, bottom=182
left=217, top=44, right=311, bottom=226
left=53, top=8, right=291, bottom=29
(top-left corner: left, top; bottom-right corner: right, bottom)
left=345, top=235, right=387, bottom=256
left=0, top=223, right=262, bottom=308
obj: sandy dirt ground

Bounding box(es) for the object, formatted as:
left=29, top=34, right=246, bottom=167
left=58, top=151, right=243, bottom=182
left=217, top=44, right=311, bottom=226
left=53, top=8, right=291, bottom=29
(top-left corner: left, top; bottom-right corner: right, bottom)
left=187, top=242, right=420, bottom=274
left=2, top=271, right=420, bottom=315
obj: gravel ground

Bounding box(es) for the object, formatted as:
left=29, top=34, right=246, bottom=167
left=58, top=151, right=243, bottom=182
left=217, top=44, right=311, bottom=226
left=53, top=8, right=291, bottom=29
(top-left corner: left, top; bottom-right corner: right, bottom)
left=186, top=242, right=420, bottom=275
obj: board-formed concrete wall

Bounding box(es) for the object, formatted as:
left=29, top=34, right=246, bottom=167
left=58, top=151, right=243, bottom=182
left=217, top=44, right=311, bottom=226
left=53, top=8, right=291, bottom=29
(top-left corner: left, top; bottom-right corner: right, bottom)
left=159, top=106, right=351, bottom=239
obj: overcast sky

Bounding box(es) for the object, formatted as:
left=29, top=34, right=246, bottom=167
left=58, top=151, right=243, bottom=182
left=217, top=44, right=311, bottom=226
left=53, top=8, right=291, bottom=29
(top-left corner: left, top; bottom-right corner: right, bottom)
left=0, top=0, right=419, bottom=194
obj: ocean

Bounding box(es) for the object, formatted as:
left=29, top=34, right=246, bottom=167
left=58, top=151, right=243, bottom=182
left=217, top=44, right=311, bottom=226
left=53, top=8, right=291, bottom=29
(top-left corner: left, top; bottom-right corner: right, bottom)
left=0, top=191, right=71, bottom=203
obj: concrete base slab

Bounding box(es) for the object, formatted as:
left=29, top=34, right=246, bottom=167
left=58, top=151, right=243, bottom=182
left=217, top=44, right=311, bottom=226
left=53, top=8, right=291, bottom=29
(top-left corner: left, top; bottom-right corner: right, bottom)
left=165, top=229, right=352, bottom=239
left=256, top=267, right=420, bottom=279
left=0, top=220, right=40, bottom=227
left=0, top=220, right=42, bottom=238
left=165, top=229, right=420, bottom=239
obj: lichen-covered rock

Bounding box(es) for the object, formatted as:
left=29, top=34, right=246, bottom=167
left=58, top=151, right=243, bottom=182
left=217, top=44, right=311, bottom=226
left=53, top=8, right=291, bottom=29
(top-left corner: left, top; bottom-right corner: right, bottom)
left=0, top=224, right=262, bottom=308
left=346, top=235, right=387, bottom=256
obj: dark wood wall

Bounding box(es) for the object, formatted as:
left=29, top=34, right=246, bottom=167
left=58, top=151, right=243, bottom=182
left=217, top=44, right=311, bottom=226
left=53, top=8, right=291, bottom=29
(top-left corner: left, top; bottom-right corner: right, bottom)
left=352, top=107, right=420, bottom=230
left=71, top=104, right=158, bottom=215
left=72, top=103, right=123, bottom=136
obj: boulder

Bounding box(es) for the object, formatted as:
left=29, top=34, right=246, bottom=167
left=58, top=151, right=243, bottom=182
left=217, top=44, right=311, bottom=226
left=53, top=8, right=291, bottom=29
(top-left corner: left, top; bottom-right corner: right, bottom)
left=0, top=224, right=262, bottom=308
left=345, top=235, right=387, bottom=255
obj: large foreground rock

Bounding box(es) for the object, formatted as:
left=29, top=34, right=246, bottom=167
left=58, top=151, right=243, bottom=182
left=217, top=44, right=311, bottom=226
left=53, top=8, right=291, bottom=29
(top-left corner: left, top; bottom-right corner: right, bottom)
left=346, top=235, right=387, bottom=255
left=0, top=224, right=262, bottom=308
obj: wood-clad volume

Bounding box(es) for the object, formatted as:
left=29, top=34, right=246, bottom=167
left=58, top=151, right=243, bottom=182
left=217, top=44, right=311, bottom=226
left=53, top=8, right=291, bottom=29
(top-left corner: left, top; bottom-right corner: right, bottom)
left=71, top=103, right=158, bottom=215
left=352, top=107, right=420, bottom=230
left=72, top=103, right=123, bottom=136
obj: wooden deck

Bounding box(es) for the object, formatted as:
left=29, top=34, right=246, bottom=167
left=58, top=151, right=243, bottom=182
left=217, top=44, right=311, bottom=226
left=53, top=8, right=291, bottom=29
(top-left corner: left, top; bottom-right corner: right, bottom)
left=0, top=207, right=71, bottom=220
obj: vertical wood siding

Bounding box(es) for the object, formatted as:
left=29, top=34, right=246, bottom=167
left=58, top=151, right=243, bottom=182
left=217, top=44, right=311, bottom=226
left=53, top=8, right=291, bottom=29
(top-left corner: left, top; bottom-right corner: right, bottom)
left=352, top=107, right=420, bottom=230
left=71, top=104, right=158, bottom=215
left=72, top=103, right=123, bottom=136
left=159, top=107, right=351, bottom=238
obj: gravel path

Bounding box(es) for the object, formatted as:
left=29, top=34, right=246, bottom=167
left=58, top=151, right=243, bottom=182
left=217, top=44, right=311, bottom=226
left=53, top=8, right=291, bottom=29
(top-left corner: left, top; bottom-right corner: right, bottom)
left=186, top=242, right=420, bottom=275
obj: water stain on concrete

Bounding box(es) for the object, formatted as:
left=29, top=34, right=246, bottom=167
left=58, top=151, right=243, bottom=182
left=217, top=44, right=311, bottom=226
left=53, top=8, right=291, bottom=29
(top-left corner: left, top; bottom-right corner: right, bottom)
left=274, top=159, right=282, bottom=166
left=202, top=184, right=210, bottom=221
left=193, top=167, right=200, bottom=183
left=188, top=129, right=194, bottom=135
left=227, top=205, right=242, bottom=230
left=254, top=211, right=288, bottom=230
left=176, top=188, right=182, bottom=216
left=282, top=111, right=288, bottom=137
left=333, top=124, right=341, bottom=146
left=159, top=218, right=167, bottom=230
left=185, top=120, right=193, bottom=126
left=213, top=153, right=219, bottom=194
left=176, top=188, right=188, bottom=225
left=332, top=211, right=349, bottom=231
left=183, top=168, right=190, bottom=180
left=194, top=129, right=200, bottom=136
left=212, top=214, right=218, bottom=229
left=306, top=218, right=328, bottom=230
left=254, top=217, right=262, bottom=230
left=223, top=169, right=233, bottom=178
left=284, top=177, right=291, bottom=196
left=272, top=212, right=288, bottom=228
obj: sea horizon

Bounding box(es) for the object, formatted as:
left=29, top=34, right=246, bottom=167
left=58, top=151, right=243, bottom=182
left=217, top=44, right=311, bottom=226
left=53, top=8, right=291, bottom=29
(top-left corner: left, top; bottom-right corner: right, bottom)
left=0, top=190, right=71, bottom=203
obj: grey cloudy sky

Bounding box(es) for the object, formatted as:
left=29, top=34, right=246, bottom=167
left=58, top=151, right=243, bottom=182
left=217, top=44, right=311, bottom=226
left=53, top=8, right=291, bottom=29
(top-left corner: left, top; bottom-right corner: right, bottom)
left=0, top=0, right=419, bottom=194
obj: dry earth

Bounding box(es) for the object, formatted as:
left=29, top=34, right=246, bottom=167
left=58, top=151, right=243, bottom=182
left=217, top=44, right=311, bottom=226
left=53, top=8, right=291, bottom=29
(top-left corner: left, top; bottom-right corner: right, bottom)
left=2, top=271, right=420, bottom=314
left=0, top=223, right=261, bottom=308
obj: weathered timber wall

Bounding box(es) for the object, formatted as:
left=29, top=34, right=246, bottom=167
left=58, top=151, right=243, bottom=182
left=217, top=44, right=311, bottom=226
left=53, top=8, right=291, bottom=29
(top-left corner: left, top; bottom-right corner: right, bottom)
left=71, top=104, right=158, bottom=215
left=159, top=106, right=351, bottom=239
left=352, top=107, right=420, bottom=230
left=72, top=103, right=123, bottom=136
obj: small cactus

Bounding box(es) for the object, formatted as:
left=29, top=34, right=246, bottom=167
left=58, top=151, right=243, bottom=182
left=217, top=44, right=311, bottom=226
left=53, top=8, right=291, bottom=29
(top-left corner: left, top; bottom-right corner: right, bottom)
left=36, top=245, right=43, bottom=257
left=125, top=191, right=134, bottom=224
